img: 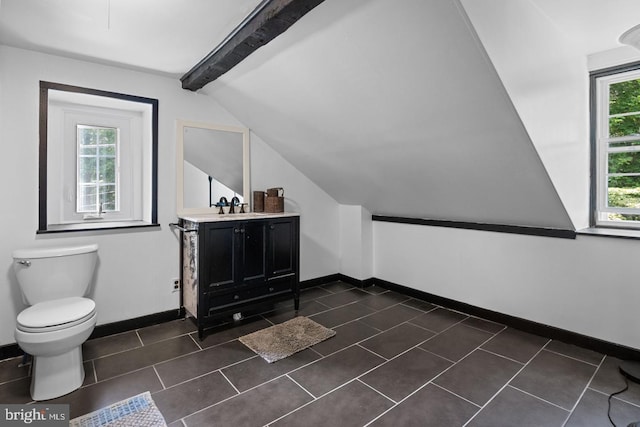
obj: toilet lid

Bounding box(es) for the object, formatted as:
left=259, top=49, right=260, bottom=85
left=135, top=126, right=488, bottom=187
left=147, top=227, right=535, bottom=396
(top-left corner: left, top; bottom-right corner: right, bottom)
left=17, top=297, right=96, bottom=332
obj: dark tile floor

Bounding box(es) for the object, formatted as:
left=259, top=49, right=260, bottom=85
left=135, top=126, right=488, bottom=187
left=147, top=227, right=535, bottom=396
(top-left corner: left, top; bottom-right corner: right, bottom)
left=2, top=280, right=640, bottom=426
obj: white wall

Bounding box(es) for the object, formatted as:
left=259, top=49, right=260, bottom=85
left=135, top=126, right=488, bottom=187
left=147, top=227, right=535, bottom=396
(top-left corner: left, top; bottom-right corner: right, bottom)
left=460, top=0, right=590, bottom=229
left=339, top=205, right=373, bottom=281
left=250, top=134, right=340, bottom=281
left=0, top=45, right=340, bottom=346
left=374, top=222, right=640, bottom=350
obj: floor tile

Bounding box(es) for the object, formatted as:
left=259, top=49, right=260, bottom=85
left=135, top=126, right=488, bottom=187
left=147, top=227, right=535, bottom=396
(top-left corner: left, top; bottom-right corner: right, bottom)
left=299, top=286, right=333, bottom=300
left=272, top=380, right=394, bottom=427
left=49, top=367, right=163, bottom=419
left=360, top=348, right=452, bottom=402
left=310, top=320, right=380, bottom=356
left=0, top=356, right=30, bottom=384
left=468, top=385, right=568, bottom=427
left=262, top=300, right=331, bottom=324
left=195, top=316, right=273, bottom=348
left=590, top=356, right=640, bottom=407
left=544, top=340, right=604, bottom=366
left=369, top=383, right=479, bottom=427
left=0, top=377, right=32, bottom=404
left=409, top=307, right=467, bottom=333
left=309, top=302, right=377, bottom=328
left=155, top=340, right=255, bottom=388
left=94, top=335, right=199, bottom=381
left=362, top=285, right=388, bottom=295
left=358, top=291, right=411, bottom=311
left=83, top=331, right=142, bottom=360
left=315, top=288, right=369, bottom=308
left=360, top=323, right=434, bottom=359
left=461, top=316, right=504, bottom=334
left=566, top=388, right=640, bottom=427
left=152, top=371, right=237, bottom=423
left=359, top=304, right=423, bottom=331
left=433, top=349, right=522, bottom=406
left=182, top=376, right=312, bottom=427
left=222, top=348, right=320, bottom=392
left=320, top=281, right=354, bottom=293
left=420, top=323, right=494, bottom=362
left=510, top=349, right=597, bottom=410
left=401, top=298, right=436, bottom=312
left=137, top=319, right=197, bottom=345
left=481, top=327, right=548, bottom=363
left=289, top=345, right=385, bottom=397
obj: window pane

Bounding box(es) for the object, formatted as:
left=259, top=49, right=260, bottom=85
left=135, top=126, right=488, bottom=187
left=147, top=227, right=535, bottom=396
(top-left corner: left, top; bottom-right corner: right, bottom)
left=99, top=184, right=116, bottom=211
left=609, top=114, right=640, bottom=137
left=610, top=140, right=640, bottom=148
left=607, top=212, right=640, bottom=222
left=78, top=127, right=98, bottom=145
left=77, top=185, right=97, bottom=212
left=608, top=151, right=640, bottom=174
left=78, top=157, right=97, bottom=183
left=607, top=176, right=640, bottom=209
left=99, top=156, right=116, bottom=182
left=99, top=145, right=116, bottom=155
left=98, top=128, right=117, bottom=144
left=610, top=79, right=640, bottom=115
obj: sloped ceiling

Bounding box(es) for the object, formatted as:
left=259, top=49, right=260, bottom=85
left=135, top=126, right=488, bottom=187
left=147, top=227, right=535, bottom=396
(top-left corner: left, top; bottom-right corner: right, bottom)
left=7, top=0, right=639, bottom=229
left=204, top=0, right=573, bottom=229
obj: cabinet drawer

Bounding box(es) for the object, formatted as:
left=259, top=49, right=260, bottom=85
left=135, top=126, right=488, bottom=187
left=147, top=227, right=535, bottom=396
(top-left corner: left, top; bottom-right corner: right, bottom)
left=255, top=278, right=294, bottom=298
left=207, top=288, right=253, bottom=311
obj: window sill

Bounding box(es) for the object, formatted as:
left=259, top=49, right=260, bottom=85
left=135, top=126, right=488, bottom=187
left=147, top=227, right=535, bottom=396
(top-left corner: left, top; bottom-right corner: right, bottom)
left=37, top=221, right=160, bottom=234
left=577, top=227, right=640, bottom=240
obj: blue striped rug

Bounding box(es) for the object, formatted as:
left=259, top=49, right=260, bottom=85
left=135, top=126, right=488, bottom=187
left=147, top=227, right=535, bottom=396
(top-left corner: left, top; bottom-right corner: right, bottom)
left=69, top=391, right=166, bottom=427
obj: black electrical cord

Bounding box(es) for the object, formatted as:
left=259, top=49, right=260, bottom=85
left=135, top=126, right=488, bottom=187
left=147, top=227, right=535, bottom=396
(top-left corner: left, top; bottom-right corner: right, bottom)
left=607, top=376, right=629, bottom=427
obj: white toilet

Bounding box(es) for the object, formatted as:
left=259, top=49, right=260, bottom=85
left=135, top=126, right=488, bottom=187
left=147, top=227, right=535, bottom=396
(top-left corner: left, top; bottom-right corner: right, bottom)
left=13, top=244, right=98, bottom=401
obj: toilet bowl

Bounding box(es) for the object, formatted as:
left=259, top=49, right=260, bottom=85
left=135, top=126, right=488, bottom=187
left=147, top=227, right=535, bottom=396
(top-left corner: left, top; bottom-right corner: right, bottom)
left=13, top=244, right=98, bottom=401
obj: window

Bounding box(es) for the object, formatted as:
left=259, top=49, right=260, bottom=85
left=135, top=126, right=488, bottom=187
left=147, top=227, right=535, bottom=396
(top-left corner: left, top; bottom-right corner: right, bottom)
left=76, top=125, right=119, bottom=215
left=39, top=81, right=158, bottom=233
left=591, top=63, right=640, bottom=229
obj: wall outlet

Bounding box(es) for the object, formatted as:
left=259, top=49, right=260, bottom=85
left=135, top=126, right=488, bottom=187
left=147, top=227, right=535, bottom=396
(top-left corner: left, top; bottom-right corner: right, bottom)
left=172, top=279, right=181, bottom=291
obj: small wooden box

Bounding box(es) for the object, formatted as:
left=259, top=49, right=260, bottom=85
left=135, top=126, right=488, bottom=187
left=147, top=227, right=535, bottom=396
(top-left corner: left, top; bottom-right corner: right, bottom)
left=265, top=196, right=284, bottom=213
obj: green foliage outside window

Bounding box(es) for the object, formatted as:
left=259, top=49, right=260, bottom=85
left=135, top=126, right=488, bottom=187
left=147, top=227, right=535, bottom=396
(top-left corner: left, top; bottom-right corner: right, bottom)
left=607, top=79, right=640, bottom=220
left=77, top=125, right=118, bottom=213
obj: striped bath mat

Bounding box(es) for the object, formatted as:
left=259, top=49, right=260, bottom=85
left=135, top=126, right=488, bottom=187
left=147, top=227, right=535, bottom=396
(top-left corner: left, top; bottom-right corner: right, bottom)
left=69, top=391, right=166, bottom=427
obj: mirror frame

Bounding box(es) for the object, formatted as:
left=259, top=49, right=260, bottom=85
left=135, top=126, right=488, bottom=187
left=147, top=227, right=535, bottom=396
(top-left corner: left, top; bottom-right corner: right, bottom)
left=176, top=119, right=250, bottom=216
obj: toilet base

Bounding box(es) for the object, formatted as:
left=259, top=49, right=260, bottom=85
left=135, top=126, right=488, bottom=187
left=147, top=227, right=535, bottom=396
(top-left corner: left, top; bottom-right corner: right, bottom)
left=30, top=346, right=85, bottom=401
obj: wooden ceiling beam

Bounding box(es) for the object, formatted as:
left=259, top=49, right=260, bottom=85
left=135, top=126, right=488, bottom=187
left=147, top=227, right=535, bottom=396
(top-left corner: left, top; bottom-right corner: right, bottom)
left=180, top=0, right=325, bottom=91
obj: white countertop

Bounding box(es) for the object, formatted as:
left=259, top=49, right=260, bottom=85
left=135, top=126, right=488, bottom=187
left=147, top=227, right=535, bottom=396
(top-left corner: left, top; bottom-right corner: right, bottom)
left=179, top=212, right=300, bottom=223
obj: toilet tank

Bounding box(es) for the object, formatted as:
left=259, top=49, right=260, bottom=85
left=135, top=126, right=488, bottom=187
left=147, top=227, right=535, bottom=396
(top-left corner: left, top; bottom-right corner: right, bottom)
left=13, top=244, right=98, bottom=305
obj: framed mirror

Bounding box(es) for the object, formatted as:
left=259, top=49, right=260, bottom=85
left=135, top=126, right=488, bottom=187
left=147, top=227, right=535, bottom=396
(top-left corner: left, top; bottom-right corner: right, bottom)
left=176, top=120, right=250, bottom=216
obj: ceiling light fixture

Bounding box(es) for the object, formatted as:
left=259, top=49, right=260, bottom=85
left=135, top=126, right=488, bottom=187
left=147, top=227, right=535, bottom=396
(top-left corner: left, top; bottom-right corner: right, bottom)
left=619, top=24, right=640, bottom=50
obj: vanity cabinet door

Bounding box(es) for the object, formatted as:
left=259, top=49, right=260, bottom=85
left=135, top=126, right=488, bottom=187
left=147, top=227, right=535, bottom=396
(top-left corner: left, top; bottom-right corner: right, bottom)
left=239, top=220, right=266, bottom=286
left=267, top=217, right=299, bottom=279
left=201, top=222, right=238, bottom=291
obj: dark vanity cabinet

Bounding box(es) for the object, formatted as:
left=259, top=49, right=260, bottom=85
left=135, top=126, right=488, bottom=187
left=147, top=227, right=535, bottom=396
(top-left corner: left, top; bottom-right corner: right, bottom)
left=182, top=215, right=300, bottom=339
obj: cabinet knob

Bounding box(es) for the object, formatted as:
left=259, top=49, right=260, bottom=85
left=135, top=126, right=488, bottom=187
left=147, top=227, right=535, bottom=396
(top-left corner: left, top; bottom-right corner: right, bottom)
left=269, top=287, right=274, bottom=292
left=234, top=228, right=240, bottom=234
left=270, top=225, right=275, bottom=230
left=234, top=294, right=240, bottom=300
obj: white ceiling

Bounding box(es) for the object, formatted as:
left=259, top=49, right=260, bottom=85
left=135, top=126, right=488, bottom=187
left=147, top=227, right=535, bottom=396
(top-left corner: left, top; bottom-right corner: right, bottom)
left=1, top=0, right=639, bottom=76
left=0, top=0, right=263, bottom=76
left=3, top=0, right=640, bottom=228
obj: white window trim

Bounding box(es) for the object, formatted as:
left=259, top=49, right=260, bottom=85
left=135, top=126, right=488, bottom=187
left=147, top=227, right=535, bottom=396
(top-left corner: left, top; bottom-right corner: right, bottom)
left=47, top=99, right=147, bottom=226
left=593, top=67, right=640, bottom=229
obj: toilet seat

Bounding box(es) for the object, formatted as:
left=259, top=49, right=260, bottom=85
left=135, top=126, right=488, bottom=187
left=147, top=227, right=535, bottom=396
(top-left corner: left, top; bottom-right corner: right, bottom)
left=17, top=297, right=96, bottom=333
